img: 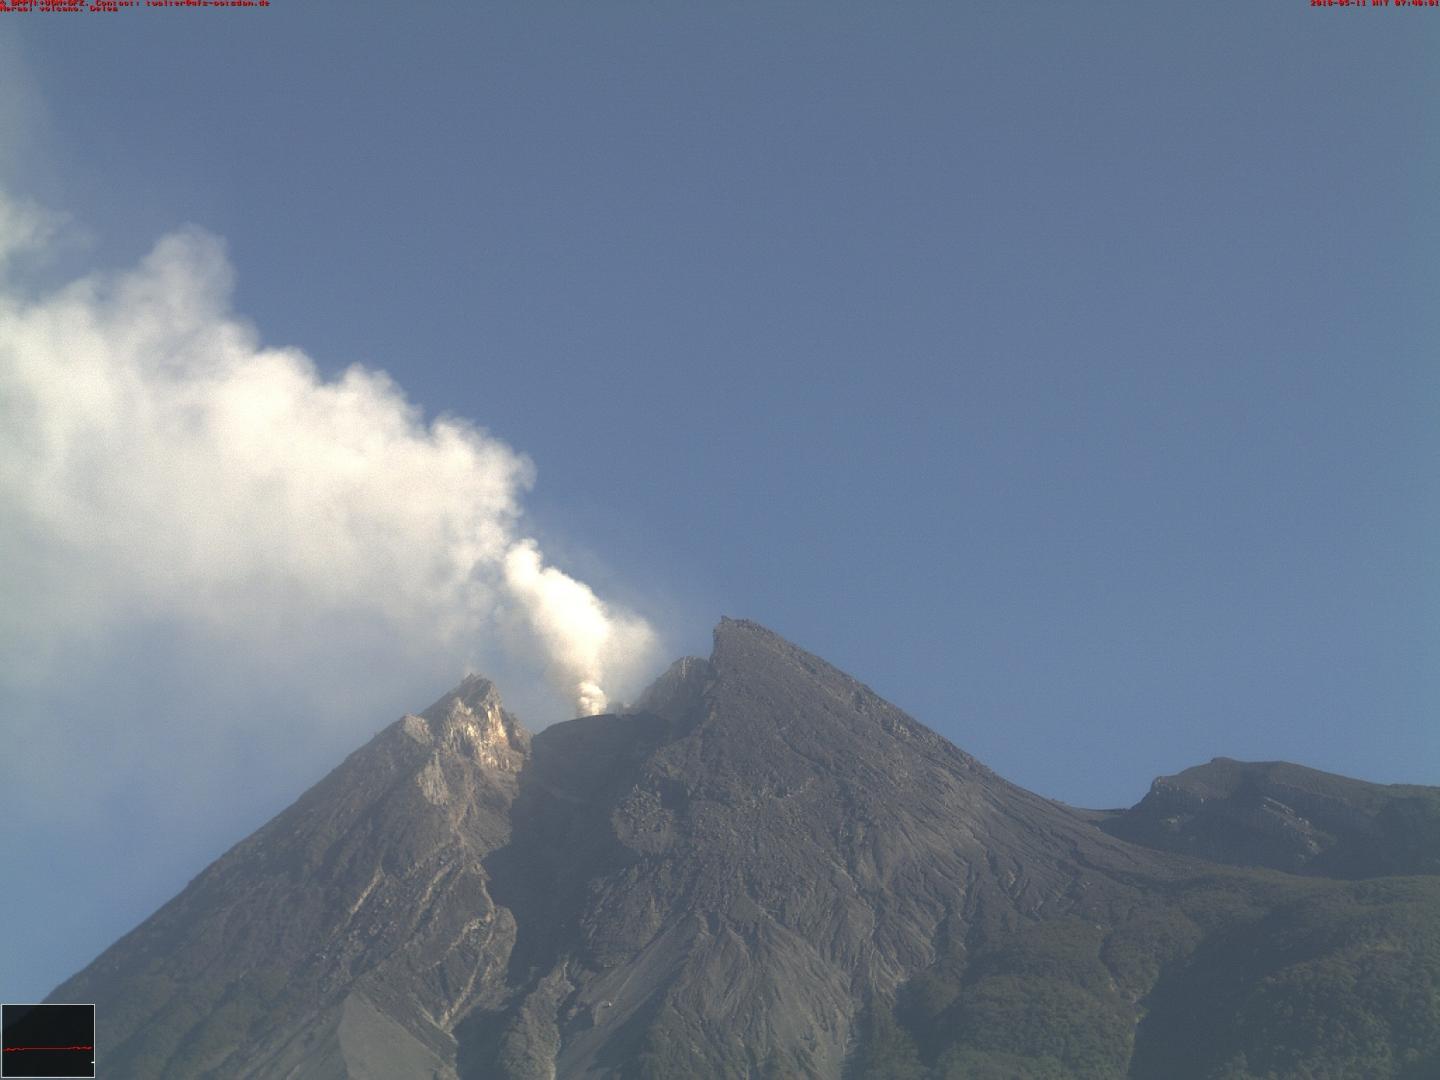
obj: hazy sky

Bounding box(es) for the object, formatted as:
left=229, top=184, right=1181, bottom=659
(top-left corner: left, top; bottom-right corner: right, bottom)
left=2, top=2, right=1437, bottom=1002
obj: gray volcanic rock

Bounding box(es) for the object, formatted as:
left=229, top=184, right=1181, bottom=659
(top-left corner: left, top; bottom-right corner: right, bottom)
left=48, top=620, right=1440, bottom=1079
left=1098, top=757, right=1440, bottom=877
left=51, top=675, right=528, bottom=1078
left=464, top=619, right=1165, bottom=1078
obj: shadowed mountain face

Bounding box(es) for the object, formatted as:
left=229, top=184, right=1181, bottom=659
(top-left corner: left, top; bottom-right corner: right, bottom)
left=50, top=620, right=1440, bottom=1079
left=1098, top=757, right=1440, bottom=878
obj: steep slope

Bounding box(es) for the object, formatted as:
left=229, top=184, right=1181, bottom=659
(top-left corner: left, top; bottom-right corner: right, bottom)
left=50, top=676, right=529, bottom=1078
left=48, top=619, right=1440, bottom=1079
left=460, top=619, right=1174, bottom=1078
left=1098, top=757, right=1440, bottom=877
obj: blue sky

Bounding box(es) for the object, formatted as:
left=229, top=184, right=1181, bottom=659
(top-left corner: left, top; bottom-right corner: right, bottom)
left=1, top=2, right=1437, bottom=1002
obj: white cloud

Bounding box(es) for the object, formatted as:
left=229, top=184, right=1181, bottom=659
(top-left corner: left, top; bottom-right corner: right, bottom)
left=0, top=192, right=659, bottom=719
left=0, top=190, right=64, bottom=273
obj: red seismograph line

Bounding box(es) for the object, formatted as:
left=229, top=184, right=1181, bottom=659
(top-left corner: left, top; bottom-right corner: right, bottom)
left=3, top=1044, right=94, bottom=1051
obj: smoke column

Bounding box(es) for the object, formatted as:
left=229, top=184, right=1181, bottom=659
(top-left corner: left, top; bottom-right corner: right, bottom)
left=0, top=191, right=658, bottom=717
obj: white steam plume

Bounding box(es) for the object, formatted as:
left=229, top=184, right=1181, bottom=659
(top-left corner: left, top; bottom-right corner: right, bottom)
left=0, top=191, right=657, bottom=717
left=502, top=539, right=655, bottom=715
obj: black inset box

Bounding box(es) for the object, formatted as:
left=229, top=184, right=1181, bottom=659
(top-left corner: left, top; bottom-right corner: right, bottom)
left=1, top=1005, right=95, bottom=1079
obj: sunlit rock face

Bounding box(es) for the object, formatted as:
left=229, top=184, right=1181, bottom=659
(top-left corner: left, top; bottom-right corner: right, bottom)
left=405, top=674, right=530, bottom=775
left=51, top=675, right=532, bottom=1079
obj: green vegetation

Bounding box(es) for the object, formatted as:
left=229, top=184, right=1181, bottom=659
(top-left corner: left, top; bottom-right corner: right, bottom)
left=1131, top=878, right=1440, bottom=1079
left=851, top=877, right=1440, bottom=1080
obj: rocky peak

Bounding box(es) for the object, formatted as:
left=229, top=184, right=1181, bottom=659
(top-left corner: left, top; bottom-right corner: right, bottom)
left=630, top=654, right=710, bottom=724
left=711, top=614, right=789, bottom=656
left=401, top=673, right=530, bottom=773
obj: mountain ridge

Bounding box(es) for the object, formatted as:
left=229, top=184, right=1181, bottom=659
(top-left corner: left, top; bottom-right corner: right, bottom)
left=1099, top=754, right=1440, bottom=878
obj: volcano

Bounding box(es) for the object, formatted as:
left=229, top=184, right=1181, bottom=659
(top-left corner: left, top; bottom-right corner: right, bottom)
left=50, top=619, right=1440, bottom=1078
